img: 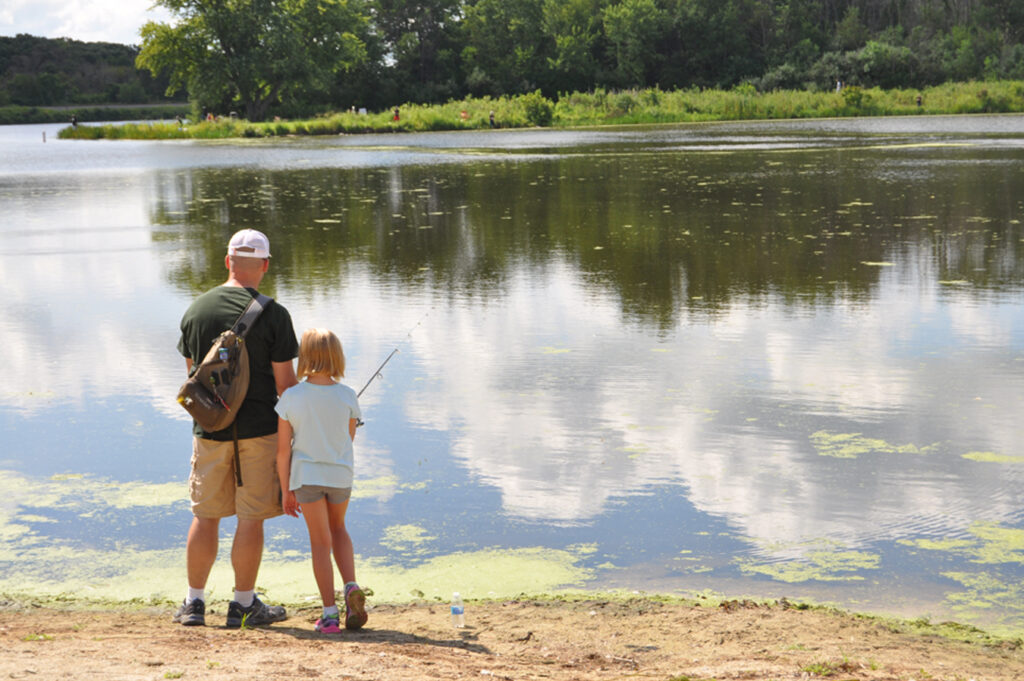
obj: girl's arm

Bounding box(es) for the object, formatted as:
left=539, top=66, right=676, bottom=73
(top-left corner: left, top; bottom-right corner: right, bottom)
left=276, top=417, right=300, bottom=517
left=349, top=417, right=358, bottom=441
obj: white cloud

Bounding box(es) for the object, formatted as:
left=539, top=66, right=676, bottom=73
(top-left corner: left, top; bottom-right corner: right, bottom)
left=0, top=0, right=174, bottom=45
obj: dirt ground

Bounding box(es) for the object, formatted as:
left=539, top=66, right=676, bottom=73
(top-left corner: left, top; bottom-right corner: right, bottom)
left=2, top=597, right=1023, bottom=681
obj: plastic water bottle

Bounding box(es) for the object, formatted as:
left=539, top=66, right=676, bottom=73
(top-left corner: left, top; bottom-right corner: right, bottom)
left=450, top=592, right=465, bottom=628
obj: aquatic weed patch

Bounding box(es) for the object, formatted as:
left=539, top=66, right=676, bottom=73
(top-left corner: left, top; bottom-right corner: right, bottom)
left=941, top=570, right=1024, bottom=635
left=736, top=539, right=881, bottom=583
left=902, top=522, right=1024, bottom=565
left=809, top=431, right=938, bottom=459
left=962, top=451, right=1024, bottom=464
left=901, top=522, right=1024, bottom=633
left=379, top=524, right=437, bottom=555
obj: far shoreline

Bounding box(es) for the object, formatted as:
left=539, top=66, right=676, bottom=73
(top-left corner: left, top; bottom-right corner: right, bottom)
left=51, top=80, right=1024, bottom=141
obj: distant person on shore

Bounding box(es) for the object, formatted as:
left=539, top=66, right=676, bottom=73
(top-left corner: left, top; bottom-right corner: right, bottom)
left=916, top=94, right=922, bottom=108
left=70, top=114, right=77, bottom=128
left=174, top=229, right=299, bottom=628
left=489, top=111, right=495, bottom=128
left=276, top=327, right=368, bottom=633
left=393, top=107, right=400, bottom=121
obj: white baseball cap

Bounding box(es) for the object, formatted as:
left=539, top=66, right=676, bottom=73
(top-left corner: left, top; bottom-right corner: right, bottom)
left=228, top=229, right=271, bottom=258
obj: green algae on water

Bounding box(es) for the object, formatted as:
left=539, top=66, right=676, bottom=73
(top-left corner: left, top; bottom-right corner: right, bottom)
left=737, top=549, right=881, bottom=583
left=961, top=451, right=1024, bottom=464
left=352, top=474, right=426, bottom=500
left=736, top=538, right=881, bottom=583
left=809, top=431, right=937, bottom=459
left=941, top=570, right=1024, bottom=634
left=902, top=521, right=1024, bottom=565
left=0, top=469, right=188, bottom=511
left=380, top=524, right=437, bottom=554
left=899, top=522, right=1024, bottom=634
left=0, top=540, right=593, bottom=608
left=271, top=547, right=594, bottom=605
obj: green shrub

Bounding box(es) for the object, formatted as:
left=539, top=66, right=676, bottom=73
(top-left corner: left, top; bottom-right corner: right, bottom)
left=842, top=85, right=868, bottom=110
left=611, top=92, right=637, bottom=115
left=520, top=90, right=554, bottom=126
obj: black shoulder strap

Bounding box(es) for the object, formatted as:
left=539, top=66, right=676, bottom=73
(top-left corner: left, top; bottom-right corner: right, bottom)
left=232, top=293, right=273, bottom=337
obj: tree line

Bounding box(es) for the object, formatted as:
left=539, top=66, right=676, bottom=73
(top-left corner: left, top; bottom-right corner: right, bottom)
left=0, top=34, right=177, bottom=107
left=5, top=0, right=1024, bottom=120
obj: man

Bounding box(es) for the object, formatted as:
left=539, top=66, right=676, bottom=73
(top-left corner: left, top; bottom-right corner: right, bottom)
left=174, top=229, right=299, bottom=627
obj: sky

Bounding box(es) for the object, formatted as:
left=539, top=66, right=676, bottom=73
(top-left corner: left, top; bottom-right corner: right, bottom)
left=0, top=0, right=174, bottom=46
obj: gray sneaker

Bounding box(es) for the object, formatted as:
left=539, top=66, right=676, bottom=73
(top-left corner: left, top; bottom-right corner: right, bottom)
left=225, top=595, right=287, bottom=628
left=173, top=598, right=205, bottom=626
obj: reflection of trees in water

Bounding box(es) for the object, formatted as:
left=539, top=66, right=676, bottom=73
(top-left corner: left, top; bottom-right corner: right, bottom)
left=148, top=149, right=1023, bottom=327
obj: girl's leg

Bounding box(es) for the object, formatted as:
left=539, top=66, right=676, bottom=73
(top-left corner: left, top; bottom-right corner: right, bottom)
left=301, top=497, right=336, bottom=609
left=327, top=497, right=367, bottom=630
left=326, top=498, right=355, bottom=584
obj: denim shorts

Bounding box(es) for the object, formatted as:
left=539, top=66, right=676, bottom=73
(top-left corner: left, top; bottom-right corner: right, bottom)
left=293, top=485, right=352, bottom=505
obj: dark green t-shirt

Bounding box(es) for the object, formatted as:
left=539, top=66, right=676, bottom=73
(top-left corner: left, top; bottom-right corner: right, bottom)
left=177, top=285, right=299, bottom=441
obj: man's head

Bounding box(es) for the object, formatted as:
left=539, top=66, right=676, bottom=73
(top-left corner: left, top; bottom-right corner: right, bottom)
left=228, top=229, right=271, bottom=259
left=226, top=229, right=271, bottom=283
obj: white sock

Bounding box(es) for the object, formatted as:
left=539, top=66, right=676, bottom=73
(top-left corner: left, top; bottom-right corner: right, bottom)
left=323, top=604, right=339, bottom=618
left=186, top=587, right=205, bottom=604
left=234, top=589, right=255, bottom=607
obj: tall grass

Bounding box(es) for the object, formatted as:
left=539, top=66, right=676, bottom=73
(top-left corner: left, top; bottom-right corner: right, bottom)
left=57, top=80, right=1024, bottom=140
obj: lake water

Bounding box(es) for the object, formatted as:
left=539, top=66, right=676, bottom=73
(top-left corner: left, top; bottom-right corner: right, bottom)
left=2, top=116, right=1023, bottom=634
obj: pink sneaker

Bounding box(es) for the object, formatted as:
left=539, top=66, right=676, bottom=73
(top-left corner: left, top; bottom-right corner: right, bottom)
left=314, top=614, right=342, bottom=633
left=344, top=583, right=368, bottom=630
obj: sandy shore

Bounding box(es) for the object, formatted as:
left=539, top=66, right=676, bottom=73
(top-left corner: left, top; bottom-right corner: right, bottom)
left=3, top=596, right=1023, bottom=680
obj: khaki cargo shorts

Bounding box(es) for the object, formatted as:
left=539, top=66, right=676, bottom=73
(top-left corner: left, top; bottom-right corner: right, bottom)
left=190, top=434, right=282, bottom=520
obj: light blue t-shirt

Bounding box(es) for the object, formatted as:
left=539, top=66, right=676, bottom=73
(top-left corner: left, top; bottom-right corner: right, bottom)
left=275, top=380, right=362, bottom=491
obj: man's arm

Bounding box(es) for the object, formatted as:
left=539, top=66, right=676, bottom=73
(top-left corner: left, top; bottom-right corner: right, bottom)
left=186, top=358, right=192, bottom=374
left=272, top=360, right=298, bottom=396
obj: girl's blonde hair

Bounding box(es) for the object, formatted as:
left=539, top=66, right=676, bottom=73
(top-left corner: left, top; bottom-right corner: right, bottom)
left=297, top=327, right=346, bottom=380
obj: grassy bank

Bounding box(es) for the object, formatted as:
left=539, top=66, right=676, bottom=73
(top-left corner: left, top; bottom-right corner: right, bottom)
left=55, top=80, right=1024, bottom=140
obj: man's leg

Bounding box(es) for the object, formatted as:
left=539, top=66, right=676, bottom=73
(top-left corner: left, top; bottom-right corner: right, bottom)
left=187, top=516, right=220, bottom=589
left=224, top=434, right=286, bottom=627
left=231, top=517, right=264, bottom=592
left=177, top=437, right=235, bottom=625
left=174, top=515, right=220, bottom=625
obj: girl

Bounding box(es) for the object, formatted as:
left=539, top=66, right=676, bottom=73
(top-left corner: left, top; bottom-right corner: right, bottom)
left=276, top=328, right=367, bottom=633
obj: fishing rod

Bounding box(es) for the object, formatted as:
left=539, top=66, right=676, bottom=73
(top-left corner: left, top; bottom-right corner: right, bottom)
left=355, top=348, right=398, bottom=428
left=357, top=348, right=399, bottom=398
left=353, top=307, right=432, bottom=427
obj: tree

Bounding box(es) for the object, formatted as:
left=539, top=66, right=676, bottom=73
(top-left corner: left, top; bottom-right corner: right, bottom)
left=372, top=0, right=463, bottom=101
left=462, top=0, right=551, bottom=96
left=833, top=6, right=870, bottom=50
left=602, top=0, right=670, bottom=87
left=137, top=0, right=369, bottom=121
left=542, top=0, right=608, bottom=93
